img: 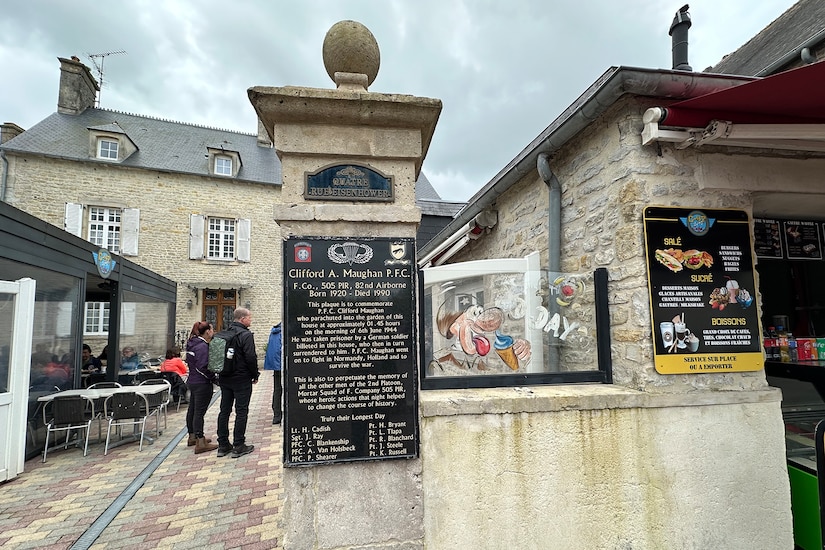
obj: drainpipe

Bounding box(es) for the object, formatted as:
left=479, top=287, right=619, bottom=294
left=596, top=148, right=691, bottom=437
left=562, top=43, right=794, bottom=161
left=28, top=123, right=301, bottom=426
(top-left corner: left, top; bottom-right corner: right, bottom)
left=537, top=152, right=561, bottom=371
left=0, top=150, right=8, bottom=202
left=669, top=5, right=692, bottom=71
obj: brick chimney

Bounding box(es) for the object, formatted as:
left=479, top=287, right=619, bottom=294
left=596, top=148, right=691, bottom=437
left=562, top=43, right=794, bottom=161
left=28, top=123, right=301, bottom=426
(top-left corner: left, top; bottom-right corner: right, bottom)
left=1, top=122, right=24, bottom=144
left=57, top=56, right=99, bottom=115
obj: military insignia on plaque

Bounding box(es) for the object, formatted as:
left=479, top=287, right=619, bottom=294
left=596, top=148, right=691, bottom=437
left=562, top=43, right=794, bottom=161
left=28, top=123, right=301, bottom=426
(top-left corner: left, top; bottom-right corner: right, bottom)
left=327, top=241, right=373, bottom=266
left=385, top=240, right=410, bottom=265
left=294, top=242, right=312, bottom=263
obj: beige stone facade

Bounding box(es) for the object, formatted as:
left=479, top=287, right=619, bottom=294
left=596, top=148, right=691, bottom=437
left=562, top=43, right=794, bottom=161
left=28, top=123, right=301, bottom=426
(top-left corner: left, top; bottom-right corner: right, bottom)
left=3, top=153, right=283, bottom=354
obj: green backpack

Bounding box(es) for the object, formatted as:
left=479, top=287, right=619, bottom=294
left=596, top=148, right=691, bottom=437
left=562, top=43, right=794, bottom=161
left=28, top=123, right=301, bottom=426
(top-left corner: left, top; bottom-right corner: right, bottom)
left=208, top=328, right=237, bottom=375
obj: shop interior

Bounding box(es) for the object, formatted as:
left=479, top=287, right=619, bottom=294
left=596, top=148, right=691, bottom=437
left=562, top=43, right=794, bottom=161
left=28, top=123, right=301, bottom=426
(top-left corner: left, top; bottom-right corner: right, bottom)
left=754, top=211, right=825, bottom=550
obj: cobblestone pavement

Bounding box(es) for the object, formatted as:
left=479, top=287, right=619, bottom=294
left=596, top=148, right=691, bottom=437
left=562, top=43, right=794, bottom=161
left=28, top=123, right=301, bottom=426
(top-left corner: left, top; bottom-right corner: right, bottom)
left=0, top=373, right=284, bottom=550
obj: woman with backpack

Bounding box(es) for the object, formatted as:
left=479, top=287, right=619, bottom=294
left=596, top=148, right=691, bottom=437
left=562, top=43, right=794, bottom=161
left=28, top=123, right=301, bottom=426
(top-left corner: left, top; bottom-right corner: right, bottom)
left=185, top=321, right=218, bottom=453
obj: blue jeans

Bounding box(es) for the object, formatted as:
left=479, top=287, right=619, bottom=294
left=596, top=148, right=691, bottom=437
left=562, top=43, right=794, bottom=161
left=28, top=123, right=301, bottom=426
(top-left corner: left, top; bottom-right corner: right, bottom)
left=186, top=382, right=214, bottom=438
left=217, top=380, right=253, bottom=447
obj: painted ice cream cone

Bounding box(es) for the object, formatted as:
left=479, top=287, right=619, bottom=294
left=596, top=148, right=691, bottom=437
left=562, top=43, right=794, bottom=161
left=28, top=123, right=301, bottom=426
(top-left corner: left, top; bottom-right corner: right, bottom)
left=494, top=331, right=519, bottom=371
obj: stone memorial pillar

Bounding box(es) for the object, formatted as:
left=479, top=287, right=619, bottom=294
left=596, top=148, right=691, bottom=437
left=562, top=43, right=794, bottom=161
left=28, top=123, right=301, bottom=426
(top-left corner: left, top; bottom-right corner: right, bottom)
left=248, top=21, right=441, bottom=549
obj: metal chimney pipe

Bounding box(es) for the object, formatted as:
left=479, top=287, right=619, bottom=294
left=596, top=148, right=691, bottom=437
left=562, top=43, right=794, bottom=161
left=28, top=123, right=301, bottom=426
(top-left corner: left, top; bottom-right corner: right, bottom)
left=669, top=4, right=692, bottom=71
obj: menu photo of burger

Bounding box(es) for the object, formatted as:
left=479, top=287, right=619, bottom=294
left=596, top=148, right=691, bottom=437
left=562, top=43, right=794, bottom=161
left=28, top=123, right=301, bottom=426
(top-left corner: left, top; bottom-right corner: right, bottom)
left=654, top=248, right=713, bottom=273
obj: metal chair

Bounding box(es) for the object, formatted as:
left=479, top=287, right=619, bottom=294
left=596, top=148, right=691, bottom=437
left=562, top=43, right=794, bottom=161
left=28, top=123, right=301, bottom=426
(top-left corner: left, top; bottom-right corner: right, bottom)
left=88, top=381, right=122, bottom=389
left=86, top=372, right=108, bottom=386
left=87, top=381, right=123, bottom=438
left=161, top=372, right=187, bottom=411
left=136, top=370, right=164, bottom=383
left=42, top=395, right=94, bottom=462
left=103, top=391, right=154, bottom=454
left=139, top=379, right=171, bottom=435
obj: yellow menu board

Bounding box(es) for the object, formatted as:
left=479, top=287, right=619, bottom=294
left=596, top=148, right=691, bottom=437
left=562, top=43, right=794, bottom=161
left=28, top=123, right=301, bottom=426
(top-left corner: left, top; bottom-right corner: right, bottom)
left=644, top=207, right=763, bottom=374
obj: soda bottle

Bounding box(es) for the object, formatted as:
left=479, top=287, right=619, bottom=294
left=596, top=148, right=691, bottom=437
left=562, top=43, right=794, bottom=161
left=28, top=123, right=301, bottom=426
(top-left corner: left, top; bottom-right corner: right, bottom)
left=787, top=333, right=798, bottom=362
left=777, top=325, right=789, bottom=362
left=767, top=326, right=779, bottom=361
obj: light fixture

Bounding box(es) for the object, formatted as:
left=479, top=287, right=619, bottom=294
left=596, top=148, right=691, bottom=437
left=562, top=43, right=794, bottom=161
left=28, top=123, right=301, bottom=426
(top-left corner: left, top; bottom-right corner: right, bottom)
left=186, top=299, right=193, bottom=309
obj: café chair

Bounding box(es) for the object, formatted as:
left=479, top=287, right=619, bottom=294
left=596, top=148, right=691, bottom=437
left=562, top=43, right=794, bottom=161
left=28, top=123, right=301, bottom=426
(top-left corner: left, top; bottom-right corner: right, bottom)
left=86, top=372, right=107, bottom=386
left=87, top=381, right=123, bottom=439
left=136, top=370, right=163, bottom=383
left=88, top=381, right=122, bottom=389
left=139, top=379, right=172, bottom=435
left=103, top=391, right=155, bottom=454
left=42, top=395, right=93, bottom=462
left=161, top=371, right=187, bottom=411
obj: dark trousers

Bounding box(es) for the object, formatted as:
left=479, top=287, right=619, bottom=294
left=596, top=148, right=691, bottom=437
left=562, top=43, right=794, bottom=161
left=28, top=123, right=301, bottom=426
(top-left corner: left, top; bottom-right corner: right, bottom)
left=186, top=382, right=214, bottom=438
left=272, top=370, right=282, bottom=421
left=217, top=381, right=253, bottom=446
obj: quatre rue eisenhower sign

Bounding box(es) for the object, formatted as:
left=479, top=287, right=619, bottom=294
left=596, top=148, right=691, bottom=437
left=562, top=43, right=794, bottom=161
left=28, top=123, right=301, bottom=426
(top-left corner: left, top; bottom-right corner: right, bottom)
left=304, top=163, right=394, bottom=202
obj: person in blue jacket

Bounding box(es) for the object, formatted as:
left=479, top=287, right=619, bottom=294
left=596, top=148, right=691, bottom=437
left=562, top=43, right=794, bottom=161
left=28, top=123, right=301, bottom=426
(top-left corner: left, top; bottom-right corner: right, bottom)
left=264, top=323, right=282, bottom=424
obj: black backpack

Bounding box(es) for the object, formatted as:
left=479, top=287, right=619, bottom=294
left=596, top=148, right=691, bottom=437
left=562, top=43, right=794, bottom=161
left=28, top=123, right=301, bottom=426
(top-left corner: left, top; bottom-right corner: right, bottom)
left=208, top=327, right=239, bottom=375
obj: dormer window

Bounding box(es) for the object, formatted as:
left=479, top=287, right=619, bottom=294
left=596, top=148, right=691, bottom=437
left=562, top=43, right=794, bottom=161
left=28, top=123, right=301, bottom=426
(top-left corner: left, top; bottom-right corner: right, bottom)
left=88, top=123, right=136, bottom=162
left=215, top=155, right=232, bottom=176
left=98, top=138, right=119, bottom=160
left=207, top=147, right=242, bottom=178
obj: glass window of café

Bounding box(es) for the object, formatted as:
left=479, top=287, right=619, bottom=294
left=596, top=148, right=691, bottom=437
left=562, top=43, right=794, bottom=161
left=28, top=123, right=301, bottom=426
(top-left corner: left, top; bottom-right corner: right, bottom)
left=116, top=289, right=174, bottom=374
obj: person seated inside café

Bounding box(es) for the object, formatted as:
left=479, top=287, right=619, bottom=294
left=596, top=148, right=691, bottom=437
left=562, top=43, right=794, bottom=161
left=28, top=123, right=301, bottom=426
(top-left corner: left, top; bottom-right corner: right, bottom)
left=160, top=346, right=188, bottom=376
left=81, top=344, right=102, bottom=373
left=119, top=346, right=142, bottom=371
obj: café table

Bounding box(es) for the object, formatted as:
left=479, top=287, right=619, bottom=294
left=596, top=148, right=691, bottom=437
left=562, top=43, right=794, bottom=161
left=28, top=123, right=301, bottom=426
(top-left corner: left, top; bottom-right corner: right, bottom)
left=38, top=384, right=168, bottom=449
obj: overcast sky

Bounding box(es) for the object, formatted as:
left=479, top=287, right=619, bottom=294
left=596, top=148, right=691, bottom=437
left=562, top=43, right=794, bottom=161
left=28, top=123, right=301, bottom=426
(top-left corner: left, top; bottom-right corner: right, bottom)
left=1, top=0, right=797, bottom=202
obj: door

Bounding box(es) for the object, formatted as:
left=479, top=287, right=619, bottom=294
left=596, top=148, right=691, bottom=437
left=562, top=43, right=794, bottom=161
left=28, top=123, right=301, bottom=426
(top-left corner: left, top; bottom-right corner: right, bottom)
left=203, top=289, right=236, bottom=332
left=0, top=278, right=36, bottom=482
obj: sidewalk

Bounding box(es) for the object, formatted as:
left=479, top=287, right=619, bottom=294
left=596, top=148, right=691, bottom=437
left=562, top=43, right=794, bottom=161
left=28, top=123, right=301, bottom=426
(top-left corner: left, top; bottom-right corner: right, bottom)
left=0, top=373, right=284, bottom=550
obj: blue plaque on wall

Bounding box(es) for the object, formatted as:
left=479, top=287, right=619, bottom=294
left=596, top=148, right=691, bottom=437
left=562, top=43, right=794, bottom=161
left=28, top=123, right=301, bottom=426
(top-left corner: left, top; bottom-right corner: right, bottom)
left=305, top=163, right=394, bottom=202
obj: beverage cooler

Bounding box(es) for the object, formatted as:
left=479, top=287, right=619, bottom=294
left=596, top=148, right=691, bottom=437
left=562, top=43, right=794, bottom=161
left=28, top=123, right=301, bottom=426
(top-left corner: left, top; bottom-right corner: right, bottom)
left=756, top=217, right=825, bottom=549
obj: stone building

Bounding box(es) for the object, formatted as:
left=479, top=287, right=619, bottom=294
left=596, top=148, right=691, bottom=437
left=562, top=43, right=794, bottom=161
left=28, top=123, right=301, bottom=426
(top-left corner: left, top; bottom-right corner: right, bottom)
left=0, top=56, right=462, bottom=361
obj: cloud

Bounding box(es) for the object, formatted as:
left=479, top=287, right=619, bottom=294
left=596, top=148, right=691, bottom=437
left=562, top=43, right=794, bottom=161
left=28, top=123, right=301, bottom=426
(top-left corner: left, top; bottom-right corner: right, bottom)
left=1, top=0, right=798, bottom=202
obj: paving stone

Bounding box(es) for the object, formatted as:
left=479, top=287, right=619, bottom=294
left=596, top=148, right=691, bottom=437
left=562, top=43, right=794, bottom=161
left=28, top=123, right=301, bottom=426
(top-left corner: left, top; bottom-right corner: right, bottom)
left=0, top=375, right=284, bottom=549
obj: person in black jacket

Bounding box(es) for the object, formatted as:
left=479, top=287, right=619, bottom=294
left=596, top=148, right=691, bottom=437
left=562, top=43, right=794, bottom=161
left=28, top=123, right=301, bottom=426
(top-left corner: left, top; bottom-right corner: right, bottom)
left=216, top=308, right=259, bottom=458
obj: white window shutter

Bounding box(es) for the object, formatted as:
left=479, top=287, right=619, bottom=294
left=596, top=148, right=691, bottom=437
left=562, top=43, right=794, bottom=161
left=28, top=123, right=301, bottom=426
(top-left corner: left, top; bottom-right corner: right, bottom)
left=64, top=203, right=83, bottom=237
left=121, top=302, right=136, bottom=335
left=189, top=214, right=205, bottom=259
left=121, top=208, right=140, bottom=256
left=237, top=218, right=251, bottom=262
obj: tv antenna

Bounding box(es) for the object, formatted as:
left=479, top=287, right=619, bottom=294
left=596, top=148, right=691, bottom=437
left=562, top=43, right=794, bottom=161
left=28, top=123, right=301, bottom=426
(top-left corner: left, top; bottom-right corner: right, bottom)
left=87, top=49, right=126, bottom=107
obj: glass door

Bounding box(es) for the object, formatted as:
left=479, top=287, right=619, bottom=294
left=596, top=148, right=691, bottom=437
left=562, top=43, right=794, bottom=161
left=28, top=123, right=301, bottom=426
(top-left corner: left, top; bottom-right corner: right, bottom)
left=0, top=278, right=36, bottom=482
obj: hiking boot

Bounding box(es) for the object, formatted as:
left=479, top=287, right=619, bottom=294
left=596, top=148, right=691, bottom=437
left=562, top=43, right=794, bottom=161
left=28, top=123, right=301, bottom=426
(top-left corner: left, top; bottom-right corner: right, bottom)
left=194, top=437, right=218, bottom=454
left=216, top=444, right=233, bottom=457
left=230, top=444, right=254, bottom=458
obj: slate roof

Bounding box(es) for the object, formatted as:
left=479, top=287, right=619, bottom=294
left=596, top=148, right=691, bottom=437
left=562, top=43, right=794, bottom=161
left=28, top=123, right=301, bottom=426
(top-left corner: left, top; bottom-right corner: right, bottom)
left=708, top=0, right=825, bottom=76
left=2, top=107, right=461, bottom=211
left=2, top=108, right=281, bottom=185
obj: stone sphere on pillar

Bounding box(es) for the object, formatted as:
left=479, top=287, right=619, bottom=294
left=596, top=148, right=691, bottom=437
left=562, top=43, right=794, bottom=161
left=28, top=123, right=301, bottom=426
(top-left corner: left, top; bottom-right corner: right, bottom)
left=322, top=20, right=380, bottom=88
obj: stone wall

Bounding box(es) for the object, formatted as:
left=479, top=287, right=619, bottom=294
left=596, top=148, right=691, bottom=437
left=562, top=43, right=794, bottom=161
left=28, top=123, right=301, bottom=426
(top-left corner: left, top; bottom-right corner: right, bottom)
left=451, top=97, right=770, bottom=393
left=4, top=154, right=284, bottom=353
left=421, top=386, right=791, bottom=550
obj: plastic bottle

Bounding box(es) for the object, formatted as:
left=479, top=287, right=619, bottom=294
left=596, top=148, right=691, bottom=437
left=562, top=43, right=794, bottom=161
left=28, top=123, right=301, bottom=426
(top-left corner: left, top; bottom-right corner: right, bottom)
left=788, top=333, right=798, bottom=362
left=767, top=326, right=779, bottom=361
left=777, top=325, right=790, bottom=362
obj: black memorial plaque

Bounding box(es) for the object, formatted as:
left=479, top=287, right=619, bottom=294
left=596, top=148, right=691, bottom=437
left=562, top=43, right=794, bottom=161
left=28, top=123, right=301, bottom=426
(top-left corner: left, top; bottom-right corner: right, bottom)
left=283, top=236, right=419, bottom=466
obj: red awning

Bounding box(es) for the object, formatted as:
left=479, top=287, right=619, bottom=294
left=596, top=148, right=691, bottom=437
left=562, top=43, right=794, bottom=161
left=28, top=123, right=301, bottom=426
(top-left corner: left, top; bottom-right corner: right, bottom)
left=660, top=61, right=825, bottom=128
